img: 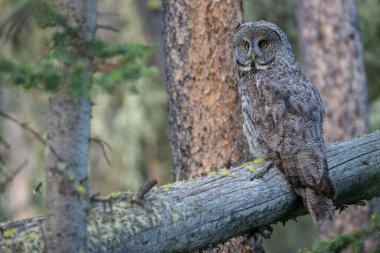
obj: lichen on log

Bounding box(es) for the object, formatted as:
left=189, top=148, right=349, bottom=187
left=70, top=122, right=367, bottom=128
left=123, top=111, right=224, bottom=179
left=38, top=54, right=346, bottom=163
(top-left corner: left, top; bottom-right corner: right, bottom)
left=1, top=132, right=380, bottom=253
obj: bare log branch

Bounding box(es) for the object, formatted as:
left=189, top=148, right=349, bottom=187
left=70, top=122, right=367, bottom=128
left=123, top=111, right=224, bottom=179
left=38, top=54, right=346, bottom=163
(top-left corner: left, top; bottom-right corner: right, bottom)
left=0, top=110, right=62, bottom=161
left=1, top=132, right=380, bottom=252
left=0, top=159, right=27, bottom=192
left=90, top=137, right=113, bottom=166
left=132, top=179, right=158, bottom=204
left=96, top=24, right=120, bottom=33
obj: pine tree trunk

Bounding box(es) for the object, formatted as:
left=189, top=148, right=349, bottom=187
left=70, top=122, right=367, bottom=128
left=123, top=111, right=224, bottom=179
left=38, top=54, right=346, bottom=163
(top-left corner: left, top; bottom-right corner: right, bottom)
left=296, top=0, right=369, bottom=142
left=296, top=0, right=377, bottom=251
left=44, top=0, right=97, bottom=252
left=163, top=0, right=248, bottom=179
left=163, top=1, right=264, bottom=252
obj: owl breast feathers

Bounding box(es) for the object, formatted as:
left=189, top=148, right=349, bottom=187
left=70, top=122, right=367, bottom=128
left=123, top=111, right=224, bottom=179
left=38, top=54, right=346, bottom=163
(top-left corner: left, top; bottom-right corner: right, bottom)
left=233, top=21, right=337, bottom=223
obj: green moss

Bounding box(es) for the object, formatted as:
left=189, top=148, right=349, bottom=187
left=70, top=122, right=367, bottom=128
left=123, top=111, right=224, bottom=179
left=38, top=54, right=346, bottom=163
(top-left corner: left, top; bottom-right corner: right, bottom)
left=0, top=226, right=44, bottom=252
left=27, top=232, right=38, bottom=241
left=3, top=228, right=15, bottom=238
left=220, top=168, right=237, bottom=178
left=252, top=158, right=264, bottom=164
left=109, top=191, right=122, bottom=198
left=245, top=165, right=257, bottom=173
left=162, top=183, right=173, bottom=191
left=298, top=214, right=380, bottom=253
left=208, top=171, right=216, bottom=177
left=147, top=0, right=161, bottom=11
left=75, top=183, right=87, bottom=196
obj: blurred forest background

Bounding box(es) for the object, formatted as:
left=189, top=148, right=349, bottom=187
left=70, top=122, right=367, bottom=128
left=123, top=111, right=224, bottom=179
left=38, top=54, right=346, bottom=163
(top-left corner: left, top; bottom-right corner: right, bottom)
left=0, top=0, right=379, bottom=252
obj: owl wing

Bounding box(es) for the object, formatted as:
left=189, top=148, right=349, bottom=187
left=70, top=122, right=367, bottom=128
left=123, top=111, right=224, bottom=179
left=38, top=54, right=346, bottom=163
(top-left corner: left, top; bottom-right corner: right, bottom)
left=253, top=73, right=336, bottom=199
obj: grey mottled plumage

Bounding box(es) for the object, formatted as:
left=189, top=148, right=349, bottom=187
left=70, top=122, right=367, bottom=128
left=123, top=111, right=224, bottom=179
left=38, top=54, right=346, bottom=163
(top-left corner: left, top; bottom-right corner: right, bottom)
left=233, top=21, right=337, bottom=223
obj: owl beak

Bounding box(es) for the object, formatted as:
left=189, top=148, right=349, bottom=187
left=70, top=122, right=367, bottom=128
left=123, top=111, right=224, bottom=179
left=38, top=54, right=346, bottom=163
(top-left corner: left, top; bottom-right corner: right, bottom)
left=251, top=54, right=256, bottom=61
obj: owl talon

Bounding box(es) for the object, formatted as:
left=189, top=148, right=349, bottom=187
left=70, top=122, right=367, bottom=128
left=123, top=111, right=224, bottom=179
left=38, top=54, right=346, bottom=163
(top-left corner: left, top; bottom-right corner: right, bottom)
left=250, top=161, right=274, bottom=181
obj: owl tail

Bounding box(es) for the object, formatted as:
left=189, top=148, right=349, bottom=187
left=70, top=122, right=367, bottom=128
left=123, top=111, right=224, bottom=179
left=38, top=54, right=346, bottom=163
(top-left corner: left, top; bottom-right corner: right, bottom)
left=295, top=188, right=335, bottom=224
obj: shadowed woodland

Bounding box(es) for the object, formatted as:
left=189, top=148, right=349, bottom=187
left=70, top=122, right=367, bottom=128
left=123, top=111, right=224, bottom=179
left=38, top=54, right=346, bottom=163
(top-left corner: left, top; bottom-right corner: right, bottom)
left=0, top=0, right=379, bottom=252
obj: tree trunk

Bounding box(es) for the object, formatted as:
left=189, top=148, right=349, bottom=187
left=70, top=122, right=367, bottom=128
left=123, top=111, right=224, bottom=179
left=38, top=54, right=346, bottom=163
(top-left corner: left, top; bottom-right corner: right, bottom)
left=44, top=0, right=97, bottom=252
left=296, top=0, right=369, bottom=142
left=163, top=0, right=249, bottom=179
left=295, top=0, right=377, bottom=251
left=162, top=1, right=264, bottom=252
left=2, top=132, right=380, bottom=252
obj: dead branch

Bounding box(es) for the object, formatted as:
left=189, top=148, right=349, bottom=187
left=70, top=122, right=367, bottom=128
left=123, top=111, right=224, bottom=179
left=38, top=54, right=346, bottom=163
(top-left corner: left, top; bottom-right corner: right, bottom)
left=0, top=132, right=380, bottom=252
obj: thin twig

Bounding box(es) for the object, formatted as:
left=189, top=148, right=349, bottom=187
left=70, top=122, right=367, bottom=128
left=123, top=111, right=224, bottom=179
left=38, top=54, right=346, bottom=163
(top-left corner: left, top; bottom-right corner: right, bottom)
left=0, top=136, right=10, bottom=150
left=0, top=136, right=10, bottom=164
left=0, top=110, right=62, bottom=161
left=96, top=11, right=120, bottom=17
left=0, top=159, right=28, bottom=192
left=90, top=193, right=101, bottom=203
left=132, top=179, right=158, bottom=204
left=90, top=137, right=112, bottom=166
left=33, top=182, right=43, bottom=195
left=96, top=24, right=120, bottom=33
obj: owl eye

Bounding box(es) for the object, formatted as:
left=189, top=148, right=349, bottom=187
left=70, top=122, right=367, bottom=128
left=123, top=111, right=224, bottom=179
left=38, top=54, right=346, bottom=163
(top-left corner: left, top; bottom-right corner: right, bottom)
left=259, top=40, right=269, bottom=49
left=243, top=41, right=250, bottom=50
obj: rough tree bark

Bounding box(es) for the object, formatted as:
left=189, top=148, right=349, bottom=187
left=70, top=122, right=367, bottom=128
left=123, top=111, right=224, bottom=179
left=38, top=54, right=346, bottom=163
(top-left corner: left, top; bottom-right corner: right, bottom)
left=44, top=0, right=97, bottom=252
left=1, top=132, right=380, bottom=252
left=295, top=0, right=377, bottom=251
left=296, top=0, right=369, bottom=142
left=163, top=0, right=248, bottom=179
left=162, top=1, right=264, bottom=252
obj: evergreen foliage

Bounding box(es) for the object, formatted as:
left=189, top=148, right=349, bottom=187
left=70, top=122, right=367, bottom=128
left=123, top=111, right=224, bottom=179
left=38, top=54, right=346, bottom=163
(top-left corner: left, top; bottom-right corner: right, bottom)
left=0, top=1, right=154, bottom=95
left=298, top=215, right=380, bottom=253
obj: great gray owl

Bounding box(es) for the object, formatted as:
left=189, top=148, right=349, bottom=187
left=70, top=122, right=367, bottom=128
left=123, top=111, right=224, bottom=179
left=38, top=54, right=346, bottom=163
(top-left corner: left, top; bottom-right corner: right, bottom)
left=233, top=21, right=337, bottom=223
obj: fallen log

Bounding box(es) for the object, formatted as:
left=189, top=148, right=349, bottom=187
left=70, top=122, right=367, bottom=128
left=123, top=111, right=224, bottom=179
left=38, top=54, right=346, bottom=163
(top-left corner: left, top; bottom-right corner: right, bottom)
left=1, top=132, right=380, bottom=252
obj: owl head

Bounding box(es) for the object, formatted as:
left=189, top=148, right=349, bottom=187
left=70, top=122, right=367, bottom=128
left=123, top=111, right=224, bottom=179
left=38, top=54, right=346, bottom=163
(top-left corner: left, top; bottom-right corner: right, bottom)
left=233, top=21, right=296, bottom=73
